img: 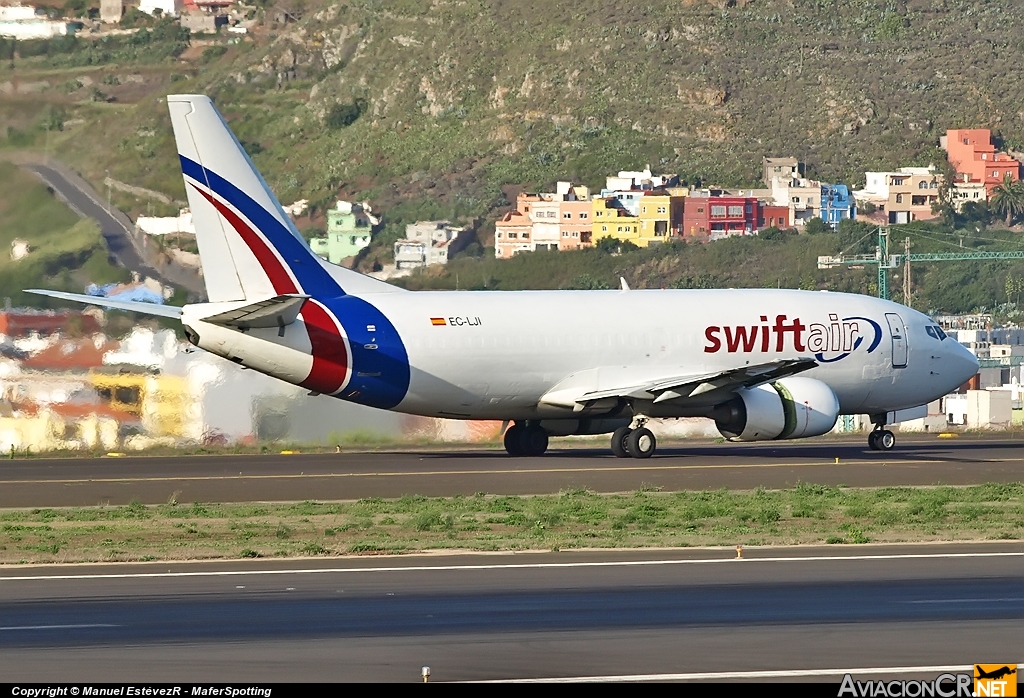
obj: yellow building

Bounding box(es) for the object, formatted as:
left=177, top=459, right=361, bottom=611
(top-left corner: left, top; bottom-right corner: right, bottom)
left=592, top=197, right=640, bottom=245
left=637, top=194, right=685, bottom=244
left=91, top=371, right=193, bottom=438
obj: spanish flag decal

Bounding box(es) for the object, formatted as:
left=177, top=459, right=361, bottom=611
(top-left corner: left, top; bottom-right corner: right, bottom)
left=430, top=318, right=446, bottom=326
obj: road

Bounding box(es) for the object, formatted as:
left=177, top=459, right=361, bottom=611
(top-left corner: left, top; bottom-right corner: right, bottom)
left=23, top=161, right=205, bottom=295
left=1, top=544, right=1021, bottom=682
left=1, top=436, right=1022, bottom=507
left=26, top=163, right=155, bottom=275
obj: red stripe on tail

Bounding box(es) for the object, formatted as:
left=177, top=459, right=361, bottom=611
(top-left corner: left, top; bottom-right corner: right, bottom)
left=190, top=184, right=299, bottom=295
left=299, top=299, right=350, bottom=395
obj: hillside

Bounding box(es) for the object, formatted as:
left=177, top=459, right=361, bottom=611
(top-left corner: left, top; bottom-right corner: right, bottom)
left=3, top=1, right=1024, bottom=311
left=0, top=162, right=129, bottom=306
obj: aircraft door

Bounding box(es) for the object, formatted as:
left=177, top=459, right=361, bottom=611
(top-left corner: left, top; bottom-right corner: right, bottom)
left=885, top=312, right=908, bottom=368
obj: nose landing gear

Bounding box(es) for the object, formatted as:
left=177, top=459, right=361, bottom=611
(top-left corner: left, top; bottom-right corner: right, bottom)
left=864, top=413, right=897, bottom=450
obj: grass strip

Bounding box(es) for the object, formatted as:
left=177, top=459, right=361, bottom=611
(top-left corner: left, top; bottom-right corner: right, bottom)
left=1, top=483, right=1023, bottom=564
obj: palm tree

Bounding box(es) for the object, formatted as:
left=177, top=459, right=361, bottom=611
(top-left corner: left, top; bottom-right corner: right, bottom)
left=989, top=174, right=1024, bottom=227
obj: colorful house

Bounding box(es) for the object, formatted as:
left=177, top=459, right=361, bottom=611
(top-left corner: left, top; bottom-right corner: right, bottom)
left=309, top=201, right=374, bottom=265
left=682, top=193, right=759, bottom=240
left=592, top=198, right=640, bottom=246
left=944, top=129, right=1021, bottom=193
left=820, top=184, right=856, bottom=229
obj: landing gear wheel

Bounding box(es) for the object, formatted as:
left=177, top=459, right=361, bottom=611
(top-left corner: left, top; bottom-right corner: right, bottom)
left=520, top=425, right=549, bottom=457
left=611, top=427, right=632, bottom=458
left=868, top=429, right=896, bottom=451
left=504, top=424, right=525, bottom=456
left=626, top=427, right=656, bottom=459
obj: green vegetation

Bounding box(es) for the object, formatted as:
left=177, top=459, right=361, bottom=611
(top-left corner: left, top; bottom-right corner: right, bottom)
left=393, top=218, right=1024, bottom=315
left=0, top=161, right=129, bottom=305
left=1, top=484, right=1021, bottom=563
left=5, top=1, right=1024, bottom=309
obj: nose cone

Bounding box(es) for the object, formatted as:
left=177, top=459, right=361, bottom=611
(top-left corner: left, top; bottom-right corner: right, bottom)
left=946, top=340, right=980, bottom=391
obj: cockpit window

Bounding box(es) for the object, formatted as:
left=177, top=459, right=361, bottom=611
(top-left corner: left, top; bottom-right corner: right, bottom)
left=925, top=326, right=947, bottom=341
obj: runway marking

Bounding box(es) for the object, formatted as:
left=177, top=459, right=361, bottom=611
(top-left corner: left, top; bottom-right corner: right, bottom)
left=1, top=551, right=1021, bottom=582
left=473, top=664, right=1019, bottom=683
left=0, top=624, right=118, bottom=631
left=0, top=456, right=991, bottom=486
left=908, top=597, right=1024, bottom=604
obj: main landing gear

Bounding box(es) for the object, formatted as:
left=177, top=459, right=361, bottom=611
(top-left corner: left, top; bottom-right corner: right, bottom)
left=504, top=422, right=549, bottom=457
left=611, top=420, right=657, bottom=459
left=868, top=425, right=896, bottom=451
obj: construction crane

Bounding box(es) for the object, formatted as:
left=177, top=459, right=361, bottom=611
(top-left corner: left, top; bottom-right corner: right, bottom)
left=817, top=227, right=1024, bottom=302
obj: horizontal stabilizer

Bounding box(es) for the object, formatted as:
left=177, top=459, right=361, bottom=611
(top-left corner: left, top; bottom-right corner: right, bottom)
left=25, top=289, right=183, bottom=319
left=199, top=294, right=309, bottom=329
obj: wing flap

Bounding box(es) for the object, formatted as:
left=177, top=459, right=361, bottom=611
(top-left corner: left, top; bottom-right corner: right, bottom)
left=199, top=293, right=309, bottom=329
left=25, top=289, right=183, bottom=319
left=570, top=358, right=818, bottom=406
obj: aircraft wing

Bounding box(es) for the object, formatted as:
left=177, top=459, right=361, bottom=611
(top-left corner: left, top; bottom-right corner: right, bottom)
left=199, top=294, right=310, bottom=330
left=542, top=358, right=818, bottom=411
left=25, top=289, right=183, bottom=319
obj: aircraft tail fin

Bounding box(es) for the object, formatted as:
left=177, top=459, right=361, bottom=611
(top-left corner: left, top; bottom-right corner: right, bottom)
left=167, top=94, right=399, bottom=303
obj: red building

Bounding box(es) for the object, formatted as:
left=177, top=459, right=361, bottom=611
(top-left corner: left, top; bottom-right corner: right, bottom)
left=759, top=204, right=790, bottom=230
left=682, top=195, right=760, bottom=240
left=0, top=310, right=102, bottom=338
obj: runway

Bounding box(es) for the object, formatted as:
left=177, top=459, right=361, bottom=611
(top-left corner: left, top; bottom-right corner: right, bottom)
left=1, top=436, right=1022, bottom=507
left=1, top=543, right=1021, bottom=681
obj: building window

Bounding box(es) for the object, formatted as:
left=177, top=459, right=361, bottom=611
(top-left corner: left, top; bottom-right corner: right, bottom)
left=711, top=205, right=726, bottom=217
left=601, top=225, right=607, bottom=232
left=508, top=232, right=517, bottom=239
left=895, top=194, right=903, bottom=204
left=596, top=211, right=603, bottom=217
left=728, top=205, right=743, bottom=217
left=573, top=232, right=578, bottom=237
left=642, top=207, right=647, bottom=214
left=562, top=231, right=569, bottom=237
left=580, top=212, right=588, bottom=219
left=792, top=197, right=800, bottom=203
left=563, top=212, right=572, bottom=219
left=657, top=207, right=666, bottom=214
left=918, top=181, right=928, bottom=189
left=697, top=207, right=704, bottom=214
left=496, top=232, right=503, bottom=238
left=523, top=233, right=530, bottom=239
left=930, top=181, right=938, bottom=189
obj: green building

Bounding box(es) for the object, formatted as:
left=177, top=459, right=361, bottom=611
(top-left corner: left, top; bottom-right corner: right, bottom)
left=309, top=201, right=373, bottom=264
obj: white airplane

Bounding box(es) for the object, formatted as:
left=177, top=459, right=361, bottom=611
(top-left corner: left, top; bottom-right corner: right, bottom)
left=30, top=95, right=979, bottom=458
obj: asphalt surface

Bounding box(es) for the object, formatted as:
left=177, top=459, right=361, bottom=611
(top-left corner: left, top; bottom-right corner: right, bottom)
left=1, top=436, right=1022, bottom=507
left=1, top=544, right=1021, bottom=681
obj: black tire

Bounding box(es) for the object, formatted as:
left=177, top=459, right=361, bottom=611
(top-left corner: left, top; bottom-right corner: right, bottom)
left=868, top=431, right=881, bottom=451
left=520, top=425, right=549, bottom=457
left=504, top=424, right=525, bottom=456
left=611, top=427, right=632, bottom=458
left=626, top=427, right=656, bottom=459
left=878, top=429, right=896, bottom=451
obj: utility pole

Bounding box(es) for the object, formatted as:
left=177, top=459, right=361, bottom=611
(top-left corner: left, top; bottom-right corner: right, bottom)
left=903, top=236, right=911, bottom=308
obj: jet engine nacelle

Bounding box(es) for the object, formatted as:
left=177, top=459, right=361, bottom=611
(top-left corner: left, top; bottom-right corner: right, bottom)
left=711, top=377, right=840, bottom=442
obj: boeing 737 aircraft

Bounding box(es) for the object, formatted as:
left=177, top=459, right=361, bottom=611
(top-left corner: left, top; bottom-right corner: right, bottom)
left=29, top=95, right=979, bottom=458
